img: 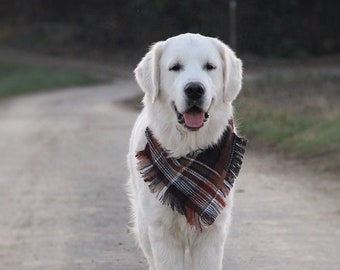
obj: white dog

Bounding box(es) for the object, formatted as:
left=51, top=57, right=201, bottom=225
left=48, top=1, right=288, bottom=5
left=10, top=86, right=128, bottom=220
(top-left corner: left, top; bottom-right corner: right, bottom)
left=127, top=33, right=245, bottom=270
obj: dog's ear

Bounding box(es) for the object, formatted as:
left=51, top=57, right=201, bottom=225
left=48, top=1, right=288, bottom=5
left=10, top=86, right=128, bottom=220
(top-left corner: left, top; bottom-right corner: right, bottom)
left=215, top=39, right=243, bottom=103
left=134, top=42, right=164, bottom=103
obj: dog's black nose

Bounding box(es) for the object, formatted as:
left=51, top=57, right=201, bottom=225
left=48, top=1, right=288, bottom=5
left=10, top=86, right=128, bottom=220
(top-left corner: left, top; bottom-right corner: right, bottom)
left=185, top=82, right=205, bottom=100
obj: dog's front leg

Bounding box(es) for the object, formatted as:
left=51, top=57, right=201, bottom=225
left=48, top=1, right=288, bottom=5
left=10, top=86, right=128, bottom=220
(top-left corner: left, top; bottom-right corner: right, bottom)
left=190, top=227, right=227, bottom=270
left=148, top=224, right=186, bottom=270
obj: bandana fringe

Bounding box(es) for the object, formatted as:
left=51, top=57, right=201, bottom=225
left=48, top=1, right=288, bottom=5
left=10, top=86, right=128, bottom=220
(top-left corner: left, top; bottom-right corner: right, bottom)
left=136, top=121, right=247, bottom=229
left=225, top=134, right=247, bottom=190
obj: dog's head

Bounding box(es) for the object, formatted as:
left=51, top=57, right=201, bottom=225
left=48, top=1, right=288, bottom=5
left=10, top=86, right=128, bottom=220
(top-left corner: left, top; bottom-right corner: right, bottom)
left=135, top=33, right=242, bottom=132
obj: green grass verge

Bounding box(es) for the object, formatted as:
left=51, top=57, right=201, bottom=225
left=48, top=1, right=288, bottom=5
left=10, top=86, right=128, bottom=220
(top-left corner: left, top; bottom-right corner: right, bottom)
left=0, top=61, right=103, bottom=98
left=236, top=103, right=339, bottom=155
left=235, top=70, right=340, bottom=173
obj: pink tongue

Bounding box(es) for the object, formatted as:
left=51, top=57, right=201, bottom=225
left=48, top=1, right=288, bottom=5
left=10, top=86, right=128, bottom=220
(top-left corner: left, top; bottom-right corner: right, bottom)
left=183, top=112, right=205, bottom=128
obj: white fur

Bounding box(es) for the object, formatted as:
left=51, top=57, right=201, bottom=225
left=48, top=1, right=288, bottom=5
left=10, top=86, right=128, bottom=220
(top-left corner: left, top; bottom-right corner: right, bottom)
left=128, top=33, right=243, bottom=270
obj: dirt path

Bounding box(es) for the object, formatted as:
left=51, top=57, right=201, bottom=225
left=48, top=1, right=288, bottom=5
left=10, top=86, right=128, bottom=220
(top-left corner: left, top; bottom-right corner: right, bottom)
left=0, top=77, right=339, bottom=270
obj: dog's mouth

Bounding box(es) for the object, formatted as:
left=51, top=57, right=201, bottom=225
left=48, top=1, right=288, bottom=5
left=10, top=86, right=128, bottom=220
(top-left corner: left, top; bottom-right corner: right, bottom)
left=174, top=104, right=209, bottom=131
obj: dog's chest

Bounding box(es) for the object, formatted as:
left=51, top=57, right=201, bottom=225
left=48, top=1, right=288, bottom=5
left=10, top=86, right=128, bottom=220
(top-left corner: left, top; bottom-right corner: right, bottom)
left=161, top=206, right=199, bottom=238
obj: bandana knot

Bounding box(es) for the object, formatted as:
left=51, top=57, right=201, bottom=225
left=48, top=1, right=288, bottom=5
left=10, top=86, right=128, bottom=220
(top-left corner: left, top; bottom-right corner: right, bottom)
left=136, top=120, right=247, bottom=229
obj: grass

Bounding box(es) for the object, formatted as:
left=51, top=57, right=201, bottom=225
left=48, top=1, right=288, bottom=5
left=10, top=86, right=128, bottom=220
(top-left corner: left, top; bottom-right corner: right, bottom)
left=235, top=69, right=340, bottom=173
left=0, top=61, right=103, bottom=98
left=236, top=102, right=340, bottom=154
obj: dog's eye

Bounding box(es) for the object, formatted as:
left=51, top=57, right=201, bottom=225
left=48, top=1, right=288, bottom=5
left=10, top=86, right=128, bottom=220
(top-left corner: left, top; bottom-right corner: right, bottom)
left=169, top=63, right=183, bottom=72
left=204, top=62, right=216, bottom=71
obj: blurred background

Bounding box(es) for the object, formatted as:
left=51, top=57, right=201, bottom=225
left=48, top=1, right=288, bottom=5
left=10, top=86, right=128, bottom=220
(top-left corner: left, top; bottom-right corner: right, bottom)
left=0, top=0, right=339, bottom=172
left=1, top=0, right=339, bottom=56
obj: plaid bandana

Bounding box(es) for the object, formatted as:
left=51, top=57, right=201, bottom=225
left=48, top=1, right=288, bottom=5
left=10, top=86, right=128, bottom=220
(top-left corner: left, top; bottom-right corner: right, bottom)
left=136, top=120, right=247, bottom=229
